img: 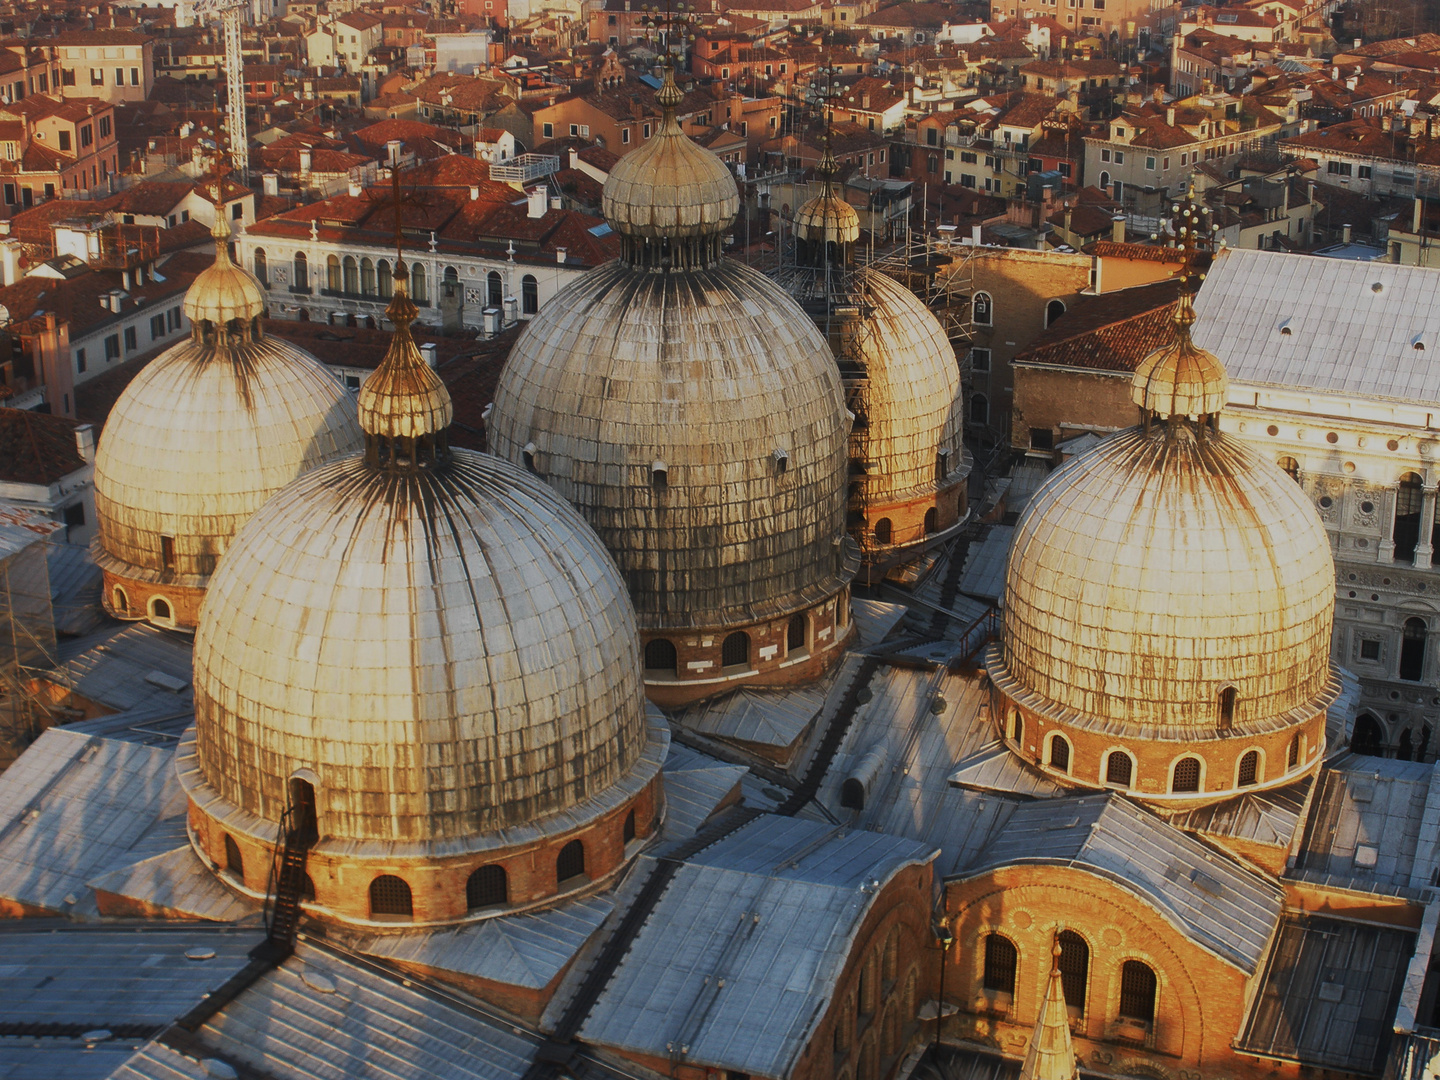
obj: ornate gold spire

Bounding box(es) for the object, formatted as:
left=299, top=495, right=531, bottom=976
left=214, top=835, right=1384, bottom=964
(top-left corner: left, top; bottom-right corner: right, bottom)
left=357, top=166, right=453, bottom=468
left=183, top=174, right=267, bottom=331
left=1130, top=186, right=1227, bottom=423
left=1019, top=941, right=1079, bottom=1080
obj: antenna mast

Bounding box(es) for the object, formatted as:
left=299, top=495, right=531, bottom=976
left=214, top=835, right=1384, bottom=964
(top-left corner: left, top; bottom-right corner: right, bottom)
left=196, top=0, right=250, bottom=183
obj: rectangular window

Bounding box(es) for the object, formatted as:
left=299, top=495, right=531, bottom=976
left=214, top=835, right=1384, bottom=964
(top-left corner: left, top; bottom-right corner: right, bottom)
left=74, top=347, right=86, bottom=374
left=1114, top=151, right=1124, bottom=164
left=1162, top=156, right=1170, bottom=170
left=130, top=68, right=139, bottom=86
left=1030, top=427, right=1054, bottom=450
left=1100, top=148, right=1111, bottom=162
left=622, top=128, right=630, bottom=144
left=971, top=347, right=991, bottom=371
left=1361, top=639, right=1382, bottom=660
left=542, top=122, right=553, bottom=138
left=104, top=334, right=120, bottom=360
left=58, top=130, right=70, bottom=151
left=124, top=326, right=137, bottom=352
left=90, top=68, right=103, bottom=86
left=1358, top=164, right=1373, bottom=179
left=1058, top=162, right=1072, bottom=177
left=61, top=68, right=74, bottom=86
left=150, top=314, right=165, bottom=339
left=161, top=535, right=176, bottom=570
left=961, top=151, right=977, bottom=164
left=569, top=124, right=579, bottom=136
left=1145, top=156, right=1155, bottom=170
left=961, top=173, right=976, bottom=188
left=167, top=305, right=181, bottom=330
left=79, top=125, right=92, bottom=148
left=114, top=67, right=123, bottom=85
left=98, top=116, right=110, bottom=137
left=232, top=203, right=242, bottom=220
left=644, top=123, right=651, bottom=138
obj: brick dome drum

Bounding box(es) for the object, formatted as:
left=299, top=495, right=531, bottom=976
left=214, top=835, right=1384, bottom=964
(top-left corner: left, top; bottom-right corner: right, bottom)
left=999, top=423, right=1337, bottom=735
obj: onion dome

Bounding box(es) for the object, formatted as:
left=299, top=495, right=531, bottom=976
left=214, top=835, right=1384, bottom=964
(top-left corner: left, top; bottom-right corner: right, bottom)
left=93, top=205, right=362, bottom=620
left=356, top=267, right=452, bottom=449
left=1131, top=293, right=1228, bottom=420
left=601, top=66, right=740, bottom=248
left=1000, top=407, right=1335, bottom=734
left=793, top=144, right=860, bottom=251
left=188, top=261, right=657, bottom=845
left=183, top=206, right=266, bottom=327
left=490, top=68, right=852, bottom=639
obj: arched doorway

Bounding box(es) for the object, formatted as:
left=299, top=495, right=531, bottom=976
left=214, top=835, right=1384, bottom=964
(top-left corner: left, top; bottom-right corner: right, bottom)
left=288, top=775, right=317, bottom=843
left=1352, top=713, right=1384, bottom=756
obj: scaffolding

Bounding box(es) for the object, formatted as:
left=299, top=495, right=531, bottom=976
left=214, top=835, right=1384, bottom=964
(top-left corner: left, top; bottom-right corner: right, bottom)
left=0, top=512, right=74, bottom=770
left=867, top=228, right=980, bottom=412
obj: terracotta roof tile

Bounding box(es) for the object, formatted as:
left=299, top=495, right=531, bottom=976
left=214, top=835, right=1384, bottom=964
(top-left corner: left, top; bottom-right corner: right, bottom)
left=1013, top=278, right=1184, bottom=372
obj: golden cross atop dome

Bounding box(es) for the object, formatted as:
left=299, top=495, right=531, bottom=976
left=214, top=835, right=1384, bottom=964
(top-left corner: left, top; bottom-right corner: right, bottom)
left=1167, top=180, right=1219, bottom=296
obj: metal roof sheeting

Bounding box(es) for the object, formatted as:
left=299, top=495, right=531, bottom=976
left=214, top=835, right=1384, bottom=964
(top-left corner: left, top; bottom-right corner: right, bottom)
left=1240, top=914, right=1416, bottom=1073
left=0, top=728, right=187, bottom=917
left=1194, top=248, right=1440, bottom=406
left=579, top=815, right=936, bottom=1078
left=0, top=925, right=261, bottom=1030
left=350, top=894, right=613, bottom=991
left=1292, top=754, right=1435, bottom=894
left=962, top=792, right=1284, bottom=972
left=110, top=942, right=558, bottom=1080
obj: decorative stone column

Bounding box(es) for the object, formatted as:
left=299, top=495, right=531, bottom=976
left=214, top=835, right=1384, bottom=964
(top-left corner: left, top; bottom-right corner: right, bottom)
left=1379, top=486, right=1397, bottom=563
left=1417, top=485, right=1438, bottom=570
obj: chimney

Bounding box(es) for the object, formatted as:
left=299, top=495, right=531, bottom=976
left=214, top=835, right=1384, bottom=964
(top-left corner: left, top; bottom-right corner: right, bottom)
left=556, top=246, right=567, bottom=263
left=387, top=138, right=402, bottom=163
left=528, top=186, right=547, bottom=217
left=1416, top=195, right=1424, bottom=233
left=470, top=184, right=481, bottom=200
left=107, top=289, right=124, bottom=312
left=1342, top=223, right=1352, bottom=243
left=1111, top=214, right=1126, bottom=243
left=264, top=172, right=279, bottom=196
left=349, top=178, right=363, bottom=197
left=300, top=148, right=312, bottom=175
left=121, top=269, right=132, bottom=291
left=550, top=196, right=562, bottom=210
left=1166, top=106, right=1175, bottom=126
left=420, top=342, right=438, bottom=368
left=74, top=425, right=94, bottom=464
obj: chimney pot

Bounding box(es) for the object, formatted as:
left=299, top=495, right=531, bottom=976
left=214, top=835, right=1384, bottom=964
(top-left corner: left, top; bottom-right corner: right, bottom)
left=470, top=184, right=481, bottom=200
left=1111, top=213, right=1125, bottom=243
left=349, top=177, right=363, bottom=197
left=556, top=246, right=567, bottom=263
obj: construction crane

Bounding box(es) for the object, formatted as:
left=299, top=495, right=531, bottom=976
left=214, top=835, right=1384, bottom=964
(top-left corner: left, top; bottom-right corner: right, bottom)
left=194, top=0, right=249, bottom=183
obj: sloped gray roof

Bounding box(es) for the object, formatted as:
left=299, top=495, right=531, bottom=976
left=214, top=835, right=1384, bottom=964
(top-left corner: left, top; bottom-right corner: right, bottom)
left=51, top=624, right=194, bottom=715
left=676, top=656, right=848, bottom=750
left=0, top=924, right=261, bottom=1030
left=0, top=728, right=187, bottom=917
left=579, top=815, right=936, bottom=1079
left=662, top=742, right=749, bottom=840
left=1166, top=777, right=1312, bottom=849
left=1239, top=913, right=1416, bottom=1073
left=947, top=739, right=1065, bottom=798
left=1193, top=248, right=1440, bottom=406
left=1291, top=753, right=1434, bottom=896
left=960, top=792, right=1285, bottom=972
left=850, top=597, right=909, bottom=651
left=109, top=942, right=561, bottom=1080
left=958, top=524, right=1013, bottom=604
left=85, top=844, right=256, bottom=923
left=351, top=893, right=613, bottom=991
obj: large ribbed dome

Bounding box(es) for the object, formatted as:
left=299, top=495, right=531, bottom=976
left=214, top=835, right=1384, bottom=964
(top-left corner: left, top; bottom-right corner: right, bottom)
left=94, top=223, right=362, bottom=592
left=490, top=259, right=851, bottom=629
left=1002, top=424, right=1336, bottom=733
left=190, top=259, right=653, bottom=843
left=191, top=448, right=650, bottom=840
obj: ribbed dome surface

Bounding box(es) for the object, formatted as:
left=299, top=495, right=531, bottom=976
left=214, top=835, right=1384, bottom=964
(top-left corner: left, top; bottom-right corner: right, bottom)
left=192, top=449, right=650, bottom=841
left=846, top=269, right=965, bottom=506
left=794, top=193, right=860, bottom=247
left=1003, top=424, right=1335, bottom=732
left=357, top=277, right=452, bottom=440
left=601, top=115, right=739, bottom=239
left=94, top=337, right=363, bottom=583
left=490, top=258, right=851, bottom=629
